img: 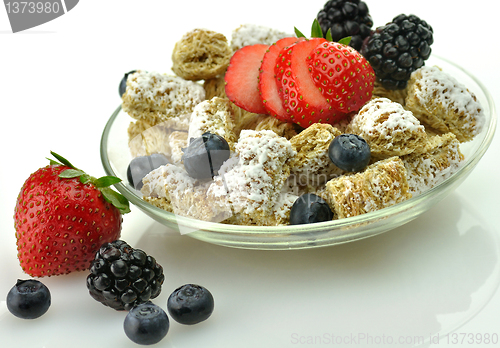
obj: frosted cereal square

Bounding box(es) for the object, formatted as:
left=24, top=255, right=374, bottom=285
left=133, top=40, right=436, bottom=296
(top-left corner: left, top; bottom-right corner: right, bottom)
left=122, top=71, right=205, bottom=125
left=127, top=114, right=190, bottom=160
left=289, top=123, right=343, bottom=186
left=230, top=24, right=293, bottom=51
left=207, top=130, right=296, bottom=225
left=318, top=157, right=411, bottom=219
left=405, top=66, right=485, bottom=142
left=188, top=97, right=238, bottom=149
left=141, top=164, right=232, bottom=222
left=402, top=132, right=464, bottom=195
left=347, top=98, right=427, bottom=158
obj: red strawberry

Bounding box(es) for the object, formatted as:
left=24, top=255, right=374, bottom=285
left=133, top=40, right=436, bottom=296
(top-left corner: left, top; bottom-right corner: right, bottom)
left=258, top=37, right=300, bottom=120
left=275, top=38, right=341, bottom=127
left=14, top=152, right=130, bottom=277
left=224, top=43, right=269, bottom=114
left=307, top=40, right=375, bottom=113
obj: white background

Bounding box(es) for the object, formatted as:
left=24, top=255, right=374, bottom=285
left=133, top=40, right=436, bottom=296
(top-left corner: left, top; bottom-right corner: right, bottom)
left=0, top=1, right=499, bottom=347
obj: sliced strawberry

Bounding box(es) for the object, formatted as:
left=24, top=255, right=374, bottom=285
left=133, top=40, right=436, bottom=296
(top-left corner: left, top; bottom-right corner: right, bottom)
left=224, top=44, right=269, bottom=114
left=258, top=37, right=300, bottom=120
left=308, top=41, right=375, bottom=113
left=275, top=38, right=342, bottom=127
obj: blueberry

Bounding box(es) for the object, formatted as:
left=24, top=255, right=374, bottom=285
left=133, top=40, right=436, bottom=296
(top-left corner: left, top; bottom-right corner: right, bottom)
left=127, top=153, right=169, bottom=190
left=119, top=70, right=137, bottom=97
left=6, top=279, right=51, bottom=319
left=124, top=302, right=169, bottom=345
left=167, top=284, right=214, bottom=325
left=182, top=132, right=230, bottom=179
left=328, top=134, right=371, bottom=172
left=289, top=193, right=334, bottom=225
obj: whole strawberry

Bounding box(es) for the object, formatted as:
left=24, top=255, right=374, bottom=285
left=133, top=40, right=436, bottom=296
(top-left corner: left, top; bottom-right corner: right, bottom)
left=14, top=152, right=130, bottom=277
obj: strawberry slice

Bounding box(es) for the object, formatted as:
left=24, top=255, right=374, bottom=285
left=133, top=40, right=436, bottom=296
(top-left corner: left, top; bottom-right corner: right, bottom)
left=275, top=38, right=341, bottom=127
left=308, top=41, right=375, bottom=113
left=225, top=44, right=269, bottom=114
left=258, top=37, right=300, bottom=120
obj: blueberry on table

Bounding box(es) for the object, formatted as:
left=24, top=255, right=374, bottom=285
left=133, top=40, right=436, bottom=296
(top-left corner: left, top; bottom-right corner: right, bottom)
left=289, top=193, right=334, bottom=225
left=167, top=284, right=214, bottom=325
left=124, top=302, right=169, bottom=345
left=6, top=279, right=51, bottom=319
left=127, top=153, right=169, bottom=191
left=182, top=132, right=230, bottom=179
left=119, top=70, right=137, bottom=97
left=328, top=134, right=371, bottom=172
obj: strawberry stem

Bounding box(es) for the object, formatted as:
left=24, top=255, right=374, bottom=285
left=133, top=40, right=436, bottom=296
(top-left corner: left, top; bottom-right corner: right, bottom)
left=48, top=151, right=131, bottom=214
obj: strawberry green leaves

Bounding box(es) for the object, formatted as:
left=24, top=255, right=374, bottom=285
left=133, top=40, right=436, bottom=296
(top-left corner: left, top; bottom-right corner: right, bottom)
left=48, top=151, right=130, bottom=214
left=295, top=19, right=349, bottom=44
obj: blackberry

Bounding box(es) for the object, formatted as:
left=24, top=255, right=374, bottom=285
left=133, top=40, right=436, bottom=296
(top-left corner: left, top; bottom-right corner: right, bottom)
left=86, top=240, right=165, bottom=311
left=361, top=14, right=434, bottom=90
left=316, top=0, right=373, bottom=51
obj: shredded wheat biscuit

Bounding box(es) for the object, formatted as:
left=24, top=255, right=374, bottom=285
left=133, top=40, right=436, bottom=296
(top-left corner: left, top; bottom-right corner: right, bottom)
left=405, top=66, right=484, bottom=142
left=347, top=98, right=427, bottom=158
left=371, top=80, right=408, bottom=105
left=238, top=114, right=297, bottom=139
left=172, top=29, right=232, bottom=81
left=402, top=132, right=464, bottom=195
left=231, top=24, right=293, bottom=51
left=127, top=114, right=191, bottom=159
left=207, top=130, right=296, bottom=225
left=122, top=71, right=205, bottom=124
left=141, top=164, right=232, bottom=222
left=188, top=97, right=238, bottom=150
left=289, top=123, right=344, bottom=186
left=168, top=131, right=188, bottom=164
left=318, top=157, right=411, bottom=219
left=203, top=75, right=227, bottom=99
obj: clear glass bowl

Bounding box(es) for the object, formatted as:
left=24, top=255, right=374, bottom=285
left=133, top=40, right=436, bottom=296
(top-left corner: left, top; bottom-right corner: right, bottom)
left=101, top=56, right=496, bottom=250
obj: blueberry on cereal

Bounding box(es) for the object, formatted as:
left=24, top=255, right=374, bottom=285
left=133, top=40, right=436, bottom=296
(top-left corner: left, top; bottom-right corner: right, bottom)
left=328, top=134, right=371, bottom=172
left=119, top=70, right=137, bottom=97
left=290, top=193, right=334, bottom=225
left=127, top=154, right=169, bottom=190
left=182, top=132, right=230, bottom=179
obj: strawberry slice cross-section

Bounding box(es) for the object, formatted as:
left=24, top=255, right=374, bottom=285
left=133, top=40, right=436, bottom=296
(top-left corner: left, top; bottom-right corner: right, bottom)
left=275, top=38, right=341, bottom=127
left=224, top=43, right=269, bottom=115
left=258, top=36, right=300, bottom=121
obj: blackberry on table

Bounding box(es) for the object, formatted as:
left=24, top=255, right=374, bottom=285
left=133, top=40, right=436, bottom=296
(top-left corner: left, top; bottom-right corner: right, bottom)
left=316, top=0, right=373, bottom=51
left=361, top=14, right=434, bottom=90
left=87, top=240, right=165, bottom=311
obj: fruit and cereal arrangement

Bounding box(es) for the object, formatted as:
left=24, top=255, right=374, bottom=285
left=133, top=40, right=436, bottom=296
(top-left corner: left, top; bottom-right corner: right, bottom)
left=10, top=152, right=214, bottom=345
left=122, top=0, right=484, bottom=226
left=6, top=0, right=486, bottom=345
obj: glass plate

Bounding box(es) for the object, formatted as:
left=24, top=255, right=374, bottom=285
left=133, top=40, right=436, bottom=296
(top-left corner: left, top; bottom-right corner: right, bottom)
left=100, top=56, right=496, bottom=250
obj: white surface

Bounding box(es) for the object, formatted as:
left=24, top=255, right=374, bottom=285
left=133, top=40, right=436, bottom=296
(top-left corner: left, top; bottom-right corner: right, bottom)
left=0, top=1, right=498, bottom=347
